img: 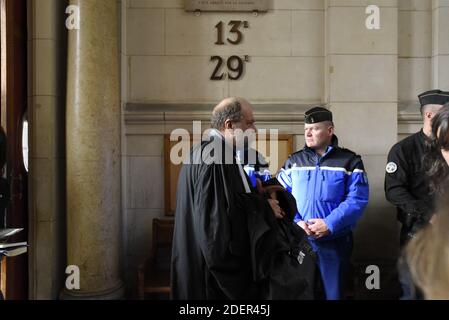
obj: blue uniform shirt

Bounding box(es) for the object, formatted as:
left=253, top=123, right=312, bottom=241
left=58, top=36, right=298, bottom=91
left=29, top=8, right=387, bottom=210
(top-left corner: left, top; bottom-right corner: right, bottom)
left=244, top=165, right=272, bottom=188
left=277, top=136, right=369, bottom=240
left=237, top=149, right=272, bottom=188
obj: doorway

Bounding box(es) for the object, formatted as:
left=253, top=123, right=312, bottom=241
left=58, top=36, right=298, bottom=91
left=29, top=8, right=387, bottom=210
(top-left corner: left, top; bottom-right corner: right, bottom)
left=0, top=0, right=28, bottom=300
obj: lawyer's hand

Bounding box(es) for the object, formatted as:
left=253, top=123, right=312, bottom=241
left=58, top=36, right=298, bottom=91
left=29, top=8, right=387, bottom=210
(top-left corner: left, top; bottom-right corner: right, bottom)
left=256, top=178, right=284, bottom=200
left=267, top=199, right=285, bottom=219
left=297, top=221, right=313, bottom=236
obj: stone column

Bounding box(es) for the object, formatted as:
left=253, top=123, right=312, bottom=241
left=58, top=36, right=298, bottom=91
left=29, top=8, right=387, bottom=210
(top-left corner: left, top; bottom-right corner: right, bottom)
left=432, top=0, right=449, bottom=89
left=325, top=0, right=398, bottom=279
left=62, top=0, right=123, bottom=299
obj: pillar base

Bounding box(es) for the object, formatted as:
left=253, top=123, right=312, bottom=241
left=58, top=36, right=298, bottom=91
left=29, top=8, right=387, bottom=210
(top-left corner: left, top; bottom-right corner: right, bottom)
left=59, top=280, right=125, bottom=300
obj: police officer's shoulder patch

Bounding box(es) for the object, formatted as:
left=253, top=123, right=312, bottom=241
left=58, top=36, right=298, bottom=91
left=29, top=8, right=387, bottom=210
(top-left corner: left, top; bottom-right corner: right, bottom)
left=386, top=162, right=398, bottom=174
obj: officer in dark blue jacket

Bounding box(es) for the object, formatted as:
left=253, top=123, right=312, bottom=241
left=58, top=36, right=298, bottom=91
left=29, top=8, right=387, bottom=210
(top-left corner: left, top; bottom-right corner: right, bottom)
left=277, top=106, right=369, bottom=300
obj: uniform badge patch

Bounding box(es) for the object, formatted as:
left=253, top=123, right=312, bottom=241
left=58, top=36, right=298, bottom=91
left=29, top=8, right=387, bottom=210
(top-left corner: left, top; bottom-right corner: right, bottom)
left=386, top=162, right=397, bottom=174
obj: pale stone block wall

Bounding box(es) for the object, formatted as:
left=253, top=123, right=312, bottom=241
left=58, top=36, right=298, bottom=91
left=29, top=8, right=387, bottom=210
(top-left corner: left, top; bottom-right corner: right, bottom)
left=398, top=0, right=432, bottom=103
left=432, top=0, right=449, bottom=89
left=125, top=0, right=325, bottom=103
left=28, top=0, right=67, bottom=299
left=325, top=1, right=399, bottom=268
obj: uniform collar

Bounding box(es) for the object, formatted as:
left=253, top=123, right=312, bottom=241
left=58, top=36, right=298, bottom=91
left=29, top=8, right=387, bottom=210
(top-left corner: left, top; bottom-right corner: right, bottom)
left=419, top=129, right=426, bottom=138
left=419, top=129, right=433, bottom=143
left=304, top=135, right=339, bottom=159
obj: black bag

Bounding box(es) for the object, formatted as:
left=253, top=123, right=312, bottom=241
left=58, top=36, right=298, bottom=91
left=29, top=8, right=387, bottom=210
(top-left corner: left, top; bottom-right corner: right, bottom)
left=241, top=186, right=319, bottom=300
left=264, top=190, right=318, bottom=300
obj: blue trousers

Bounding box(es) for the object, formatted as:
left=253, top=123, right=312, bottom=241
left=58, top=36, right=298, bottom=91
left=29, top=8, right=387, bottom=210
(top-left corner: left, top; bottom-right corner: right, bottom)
left=309, top=233, right=353, bottom=300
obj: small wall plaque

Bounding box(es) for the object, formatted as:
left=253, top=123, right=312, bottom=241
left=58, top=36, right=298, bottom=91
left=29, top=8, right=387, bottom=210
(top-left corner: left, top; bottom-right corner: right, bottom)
left=185, top=0, right=268, bottom=12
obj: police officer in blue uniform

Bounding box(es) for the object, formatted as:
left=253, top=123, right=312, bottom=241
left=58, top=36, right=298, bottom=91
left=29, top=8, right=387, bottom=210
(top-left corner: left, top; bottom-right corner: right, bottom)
left=277, top=106, right=369, bottom=300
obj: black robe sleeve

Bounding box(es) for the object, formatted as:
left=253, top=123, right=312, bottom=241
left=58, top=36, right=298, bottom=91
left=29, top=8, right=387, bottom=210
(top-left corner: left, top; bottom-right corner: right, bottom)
left=193, top=163, right=254, bottom=299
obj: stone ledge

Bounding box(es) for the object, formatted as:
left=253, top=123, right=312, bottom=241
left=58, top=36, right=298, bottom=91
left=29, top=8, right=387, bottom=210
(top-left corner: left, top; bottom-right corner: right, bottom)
left=124, top=102, right=421, bottom=127
left=124, top=103, right=312, bottom=124
left=398, top=101, right=422, bottom=122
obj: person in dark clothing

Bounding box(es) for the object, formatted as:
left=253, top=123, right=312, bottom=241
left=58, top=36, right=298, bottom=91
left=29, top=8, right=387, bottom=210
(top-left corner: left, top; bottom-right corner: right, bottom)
left=385, top=90, right=449, bottom=299
left=406, top=103, right=449, bottom=299
left=386, top=90, right=449, bottom=245
left=170, top=97, right=286, bottom=300
left=423, top=103, right=449, bottom=196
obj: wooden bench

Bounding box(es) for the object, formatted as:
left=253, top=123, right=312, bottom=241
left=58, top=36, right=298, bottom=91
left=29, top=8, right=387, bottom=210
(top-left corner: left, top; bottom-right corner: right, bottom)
left=138, top=218, right=174, bottom=299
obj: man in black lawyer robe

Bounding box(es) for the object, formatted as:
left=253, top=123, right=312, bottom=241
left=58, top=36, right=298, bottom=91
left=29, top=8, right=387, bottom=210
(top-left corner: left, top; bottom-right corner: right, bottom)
left=171, top=97, right=296, bottom=300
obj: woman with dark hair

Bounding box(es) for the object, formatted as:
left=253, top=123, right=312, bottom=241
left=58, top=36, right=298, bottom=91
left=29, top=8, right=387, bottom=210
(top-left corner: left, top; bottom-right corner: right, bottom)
left=423, top=103, right=449, bottom=195
left=406, top=103, right=449, bottom=299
